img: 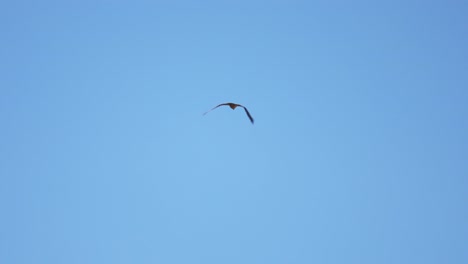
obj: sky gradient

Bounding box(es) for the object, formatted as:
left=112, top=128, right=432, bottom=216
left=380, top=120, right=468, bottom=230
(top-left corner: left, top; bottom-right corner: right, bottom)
left=1, top=1, right=467, bottom=263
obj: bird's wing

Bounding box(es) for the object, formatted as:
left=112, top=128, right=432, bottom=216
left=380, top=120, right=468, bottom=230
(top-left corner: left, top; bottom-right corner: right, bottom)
left=240, top=106, right=255, bottom=124
left=203, top=103, right=229, bottom=115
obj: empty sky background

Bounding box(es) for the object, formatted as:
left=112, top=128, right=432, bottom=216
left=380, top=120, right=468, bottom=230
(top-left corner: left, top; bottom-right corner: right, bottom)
left=1, top=0, right=467, bottom=263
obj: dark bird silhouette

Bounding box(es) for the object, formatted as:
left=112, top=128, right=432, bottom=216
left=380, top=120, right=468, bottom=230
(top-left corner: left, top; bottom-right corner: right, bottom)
left=203, top=103, right=254, bottom=124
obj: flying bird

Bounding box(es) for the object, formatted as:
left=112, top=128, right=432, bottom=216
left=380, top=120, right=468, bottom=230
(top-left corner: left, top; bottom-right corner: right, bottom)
left=203, top=103, right=254, bottom=124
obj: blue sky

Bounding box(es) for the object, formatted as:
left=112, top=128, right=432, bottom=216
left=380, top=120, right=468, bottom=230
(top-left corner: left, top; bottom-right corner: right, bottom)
left=1, top=0, right=467, bottom=263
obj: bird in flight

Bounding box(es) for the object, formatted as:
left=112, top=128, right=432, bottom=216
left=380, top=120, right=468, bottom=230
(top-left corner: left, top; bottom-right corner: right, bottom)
left=203, top=103, right=254, bottom=124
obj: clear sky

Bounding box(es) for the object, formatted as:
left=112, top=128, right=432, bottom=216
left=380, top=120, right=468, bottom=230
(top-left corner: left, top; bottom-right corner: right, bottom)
left=1, top=1, right=467, bottom=263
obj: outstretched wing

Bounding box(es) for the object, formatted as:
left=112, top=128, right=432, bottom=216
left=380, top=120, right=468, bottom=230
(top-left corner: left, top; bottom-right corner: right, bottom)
left=240, top=106, right=255, bottom=124
left=203, top=103, right=229, bottom=115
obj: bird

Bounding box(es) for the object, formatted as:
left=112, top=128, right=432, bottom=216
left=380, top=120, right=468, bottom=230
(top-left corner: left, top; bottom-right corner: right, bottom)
left=203, top=103, right=254, bottom=124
